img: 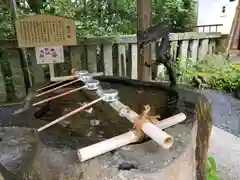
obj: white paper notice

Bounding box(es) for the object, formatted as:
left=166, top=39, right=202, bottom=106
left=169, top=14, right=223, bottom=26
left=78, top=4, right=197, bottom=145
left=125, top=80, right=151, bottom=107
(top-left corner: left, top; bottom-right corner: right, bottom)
left=35, top=46, right=64, bottom=64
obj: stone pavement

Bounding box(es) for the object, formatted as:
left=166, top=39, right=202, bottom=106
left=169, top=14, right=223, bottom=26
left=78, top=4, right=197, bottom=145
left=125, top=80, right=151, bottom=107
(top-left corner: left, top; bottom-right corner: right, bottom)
left=209, top=126, right=240, bottom=180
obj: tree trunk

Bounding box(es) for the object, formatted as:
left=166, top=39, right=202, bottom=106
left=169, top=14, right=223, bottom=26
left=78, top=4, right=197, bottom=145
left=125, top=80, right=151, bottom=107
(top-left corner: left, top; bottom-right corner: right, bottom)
left=137, top=0, right=152, bottom=81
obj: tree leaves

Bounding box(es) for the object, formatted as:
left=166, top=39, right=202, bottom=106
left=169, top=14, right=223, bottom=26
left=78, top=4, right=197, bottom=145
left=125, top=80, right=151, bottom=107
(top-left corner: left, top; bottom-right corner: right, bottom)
left=0, top=0, right=196, bottom=38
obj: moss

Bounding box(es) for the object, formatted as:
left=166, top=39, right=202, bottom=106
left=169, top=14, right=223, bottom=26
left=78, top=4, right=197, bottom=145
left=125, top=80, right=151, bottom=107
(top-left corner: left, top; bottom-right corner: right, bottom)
left=0, top=50, right=18, bottom=102
left=195, top=95, right=213, bottom=180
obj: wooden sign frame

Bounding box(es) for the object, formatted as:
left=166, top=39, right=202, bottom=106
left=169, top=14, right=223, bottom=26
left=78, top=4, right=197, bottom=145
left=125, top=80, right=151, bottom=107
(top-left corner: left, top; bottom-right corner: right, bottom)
left=15, top=14, right=77, bottom=48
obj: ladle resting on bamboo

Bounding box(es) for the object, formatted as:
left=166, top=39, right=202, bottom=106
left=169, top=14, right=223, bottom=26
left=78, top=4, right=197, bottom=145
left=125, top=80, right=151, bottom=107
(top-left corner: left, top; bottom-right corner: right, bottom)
left=34, top=71, right=103, bottom=106
left=35, top=70, right=103, bottom=98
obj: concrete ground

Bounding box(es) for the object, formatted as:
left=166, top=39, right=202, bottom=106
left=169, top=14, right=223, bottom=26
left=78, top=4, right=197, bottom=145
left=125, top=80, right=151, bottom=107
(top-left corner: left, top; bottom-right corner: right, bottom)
left=201, top=89, right=240, bottom=137
left=209, top=126, right=240, bottom=180
left=202, top=89, right=240, bottom=180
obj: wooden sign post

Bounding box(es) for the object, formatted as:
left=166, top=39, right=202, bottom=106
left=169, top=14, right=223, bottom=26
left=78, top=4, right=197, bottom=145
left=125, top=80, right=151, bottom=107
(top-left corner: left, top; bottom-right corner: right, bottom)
left=227, top=2, right=240, bottom=55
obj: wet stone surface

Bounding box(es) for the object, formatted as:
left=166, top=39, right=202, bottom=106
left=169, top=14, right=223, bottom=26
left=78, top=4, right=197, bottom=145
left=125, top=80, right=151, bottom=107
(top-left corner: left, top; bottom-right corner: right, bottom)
left=0, top=127, right=39, bottom=180
left=0, top=78, right=209, bottom=179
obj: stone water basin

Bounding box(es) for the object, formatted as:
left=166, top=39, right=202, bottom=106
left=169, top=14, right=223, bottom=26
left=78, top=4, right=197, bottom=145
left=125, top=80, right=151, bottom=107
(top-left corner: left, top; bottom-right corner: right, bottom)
left=0, top=76, right=211, bottom=180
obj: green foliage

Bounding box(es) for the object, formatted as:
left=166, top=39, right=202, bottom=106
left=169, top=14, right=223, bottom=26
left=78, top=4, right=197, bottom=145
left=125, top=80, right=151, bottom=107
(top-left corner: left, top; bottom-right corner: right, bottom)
left=178, top=55, right=240, bottom=92
left=206, top=156, right=218, bottom=180
left=0, top=0, right=196, bottom=38
left=0, top=50, right=17, bottom=101
left=160, top=0, right=196, bottom=32
left=0, top=6, right=14, bottom=39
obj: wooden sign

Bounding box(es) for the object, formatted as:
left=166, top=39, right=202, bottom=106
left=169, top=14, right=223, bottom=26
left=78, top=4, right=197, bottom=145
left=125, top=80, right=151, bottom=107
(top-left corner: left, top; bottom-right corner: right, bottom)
left=15, top=14, right=77, bottom=48
left=35, top=46, right=64, bottom=64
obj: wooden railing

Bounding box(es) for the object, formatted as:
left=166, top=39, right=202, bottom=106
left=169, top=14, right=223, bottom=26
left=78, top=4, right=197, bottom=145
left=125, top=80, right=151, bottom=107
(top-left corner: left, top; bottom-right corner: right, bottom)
left=50, top=32, right=221, bottom=80
left=0, top=31, right=221, bottom=102
left=196, top=24, right=223, bottom=33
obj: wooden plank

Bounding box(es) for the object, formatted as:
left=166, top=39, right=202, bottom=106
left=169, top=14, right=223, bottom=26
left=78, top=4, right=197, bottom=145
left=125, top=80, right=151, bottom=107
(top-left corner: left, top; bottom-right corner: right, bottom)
left=49, top=64, right=55, bottom=80
left=157, top=64, right=167, bottom=80
left=190, top=40, right=199, bottom=64
left=103, top=44, right=113, bottom=76
left=170, top=41, right=178, bottom=60
left=0, top=32, right=222, bottom=48
left=151, top=42, right=156, bottom=61
left=27, top=48, right=45, bottom=86
left=169, top=32, right=221, bottom=41
left=208, top=39, right=216, bottom=55
left=198, top=39, right=209, bottom=61
left=70, top=45, right=82, bottom=70
left=118, top=44, right=126, bottom=76
left=131, top=44, right=138, bottom=79
left=87, top=45, right=97, bottom=73
left=179, top=40, right=189, bottom=67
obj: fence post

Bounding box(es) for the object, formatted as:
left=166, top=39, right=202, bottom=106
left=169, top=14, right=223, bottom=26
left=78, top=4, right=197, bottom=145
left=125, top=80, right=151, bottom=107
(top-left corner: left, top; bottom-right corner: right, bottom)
left=198, top=39, right=209, bottom=61
left=118, top=44, right=126, bottom=76
left=131, top=44, right=138, bottom=79
left=103, top=44, right=113, bottom=76
left=87, top=45, right=97, bottom=73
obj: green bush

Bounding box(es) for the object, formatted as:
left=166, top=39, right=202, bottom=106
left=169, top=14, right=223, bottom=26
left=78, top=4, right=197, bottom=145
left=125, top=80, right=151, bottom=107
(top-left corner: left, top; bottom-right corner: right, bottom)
left=206, top=156, right=218, bottom=180
left=177, top=55, right=240, bottom=92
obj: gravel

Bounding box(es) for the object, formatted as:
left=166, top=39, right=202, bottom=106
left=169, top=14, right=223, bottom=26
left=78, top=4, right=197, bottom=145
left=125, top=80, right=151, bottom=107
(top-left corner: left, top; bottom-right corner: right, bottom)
left=201, top=89, right=240, bottom=137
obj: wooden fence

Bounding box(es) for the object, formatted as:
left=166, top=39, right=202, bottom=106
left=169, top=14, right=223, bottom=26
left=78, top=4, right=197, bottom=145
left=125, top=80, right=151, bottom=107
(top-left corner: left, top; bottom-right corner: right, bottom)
left=0, top=31, right=221, bottom=102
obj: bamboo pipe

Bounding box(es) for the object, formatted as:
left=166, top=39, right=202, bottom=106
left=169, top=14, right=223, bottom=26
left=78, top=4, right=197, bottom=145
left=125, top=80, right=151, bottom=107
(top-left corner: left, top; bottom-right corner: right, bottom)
left=33, top=85, right=87, bottom=107
left=78, top=113, right=186, bottom=162
left=37, top=97, right=104, bottom=132
left=36, top=80, right=68, bottom=93
left=36, top=78, right=81, bottom=98
left=96, top=89, right=173, bottom=149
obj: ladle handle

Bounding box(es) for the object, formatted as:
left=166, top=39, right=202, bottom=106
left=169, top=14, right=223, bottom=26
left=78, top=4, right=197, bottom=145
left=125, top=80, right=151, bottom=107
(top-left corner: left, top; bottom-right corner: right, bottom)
left=36, top=78, right=80, bottom=98
left=36, top=80, right=66, bottom=93
left=37, top=97, right=104, bottom=132
left=33, top=85, right=86, bottom=106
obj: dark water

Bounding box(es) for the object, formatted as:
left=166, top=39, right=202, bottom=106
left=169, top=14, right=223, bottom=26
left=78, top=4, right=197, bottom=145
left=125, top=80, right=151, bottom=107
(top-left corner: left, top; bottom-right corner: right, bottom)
left=0, top=78, right=194, bottom=151
left=1, top=78, right=239, bottom=180
left=35, top=78, right=185, bottom=149
left=1, top=77, right=239, bottom=150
